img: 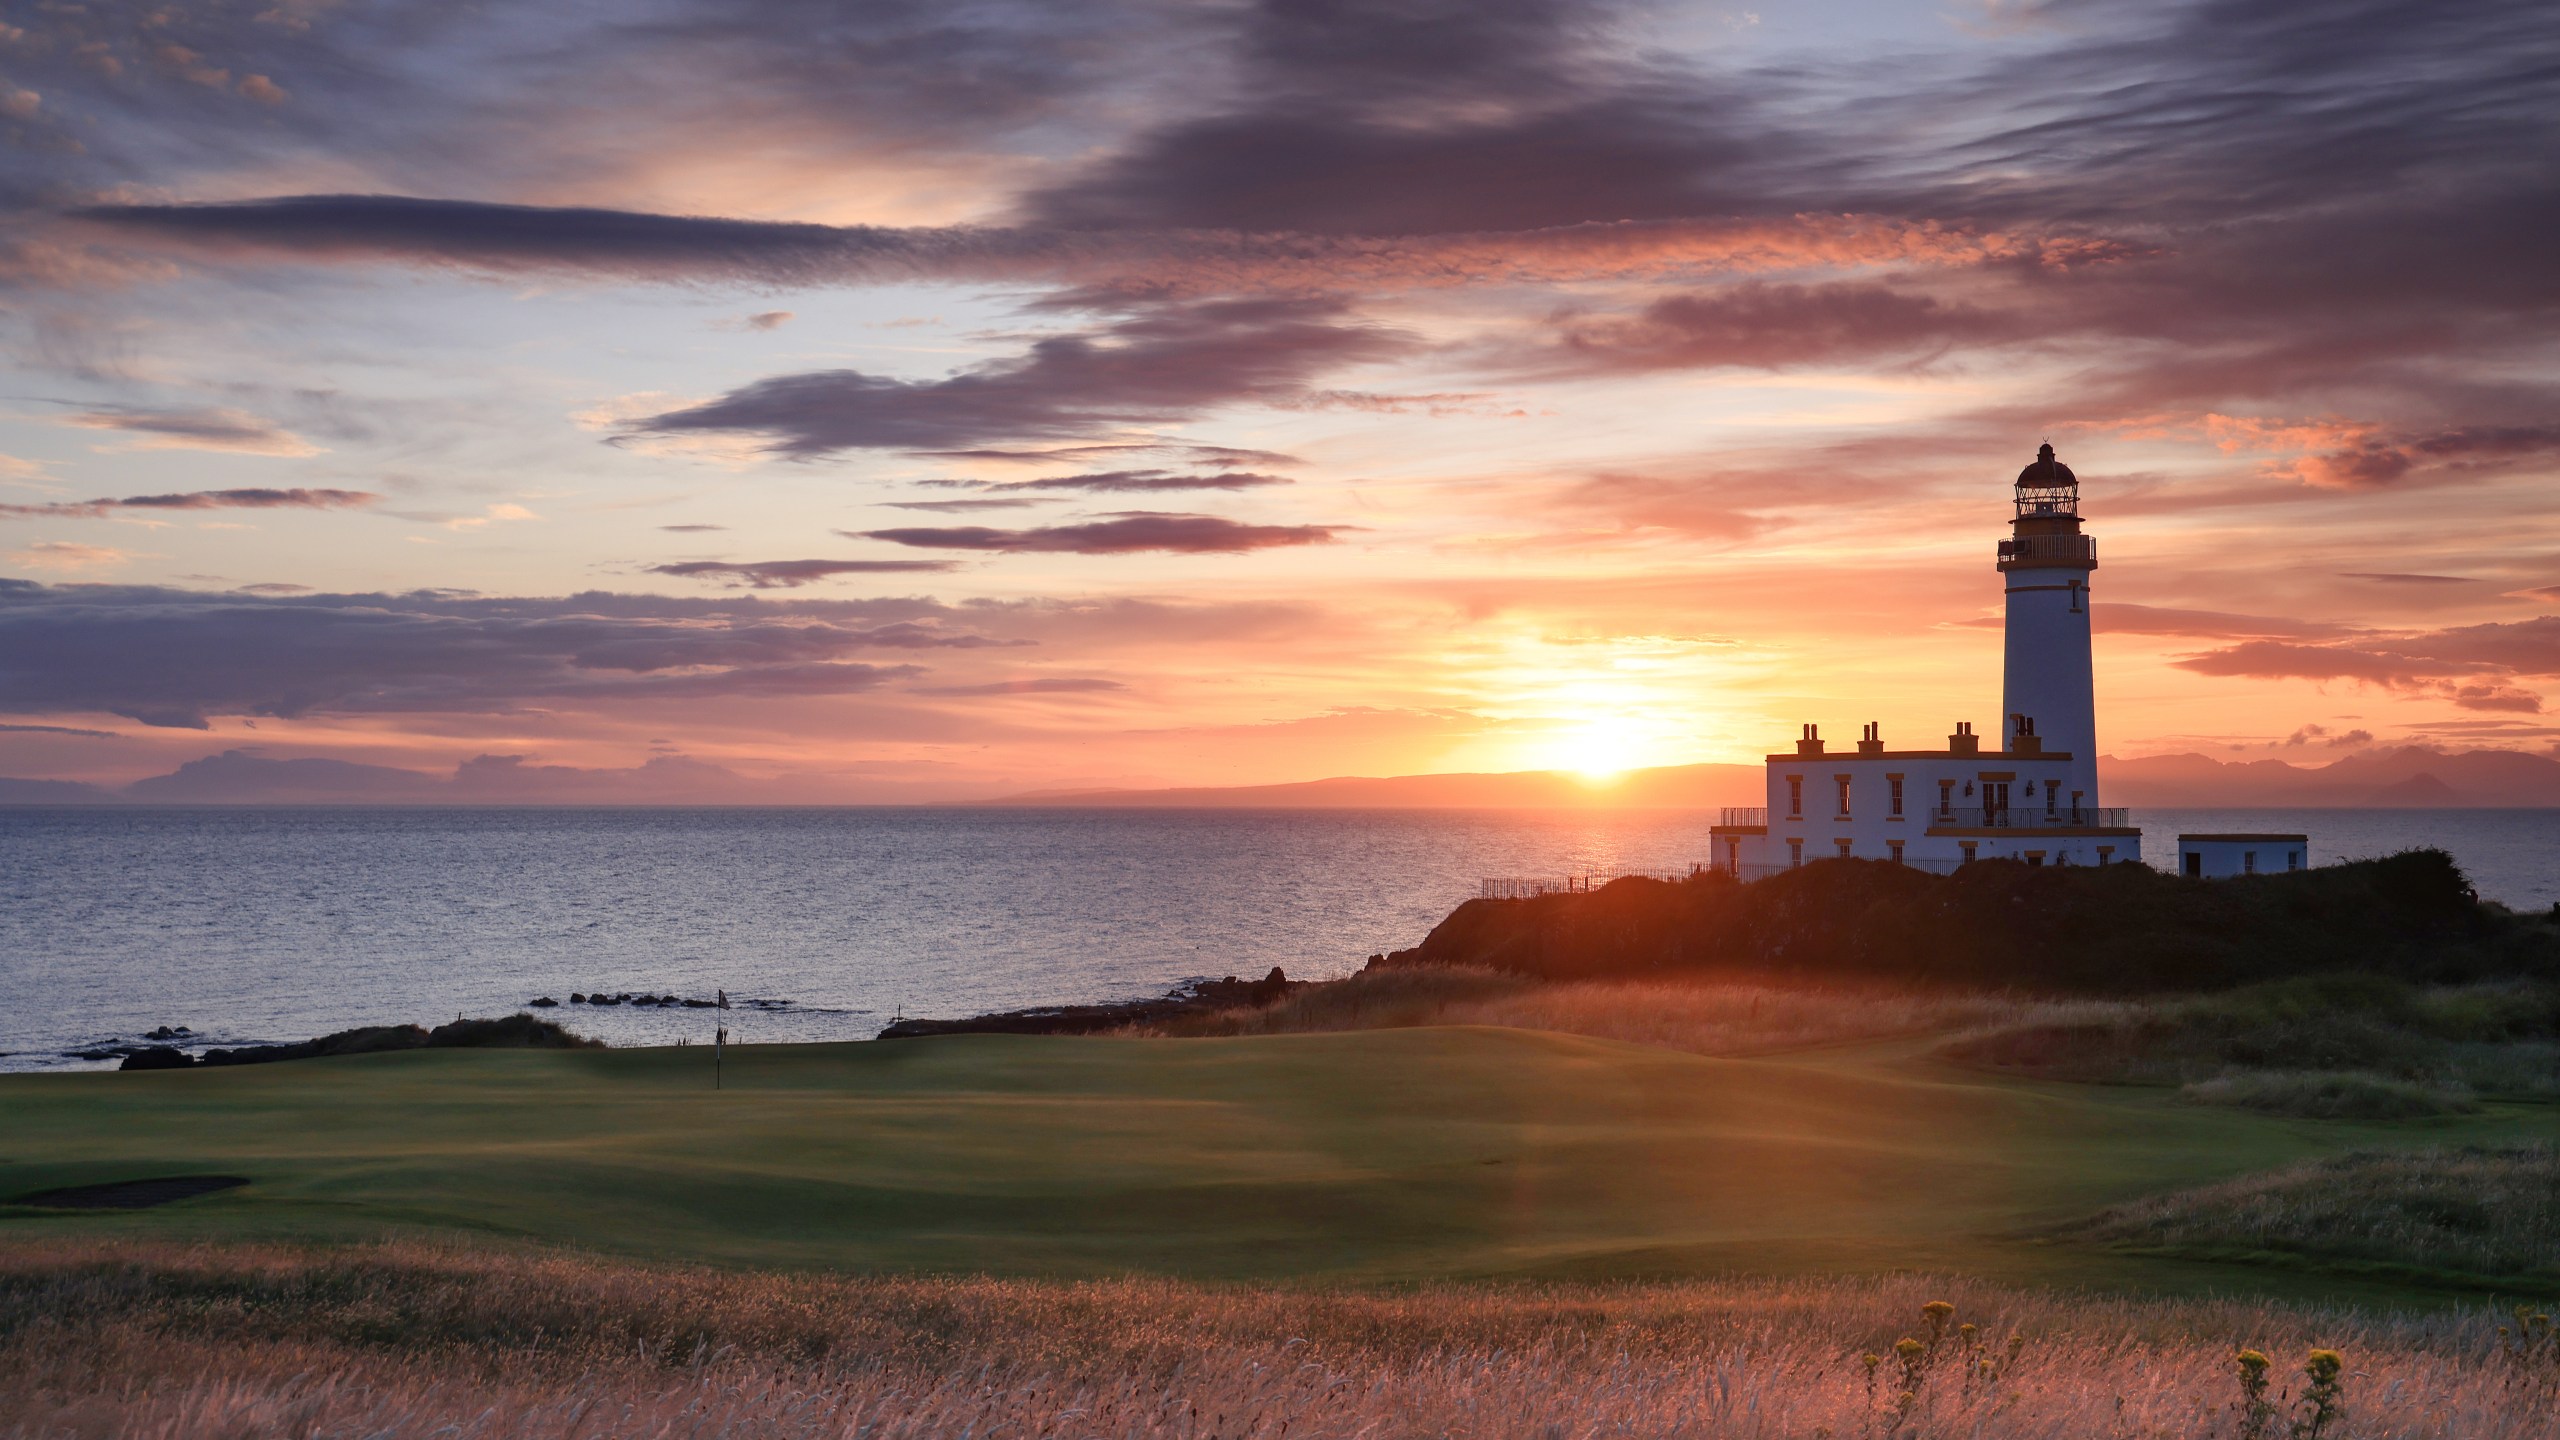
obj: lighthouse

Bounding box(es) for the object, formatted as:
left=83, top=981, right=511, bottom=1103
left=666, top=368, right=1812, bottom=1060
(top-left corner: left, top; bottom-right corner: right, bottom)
left=1707, top=442, right=2140, bottom=875
left=1998, top=443, right=2100, bottom=812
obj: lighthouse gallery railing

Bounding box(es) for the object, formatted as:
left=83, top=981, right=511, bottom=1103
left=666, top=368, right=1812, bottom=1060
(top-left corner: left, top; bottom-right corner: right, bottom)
left=1927, top=806, right=2129, bottom=830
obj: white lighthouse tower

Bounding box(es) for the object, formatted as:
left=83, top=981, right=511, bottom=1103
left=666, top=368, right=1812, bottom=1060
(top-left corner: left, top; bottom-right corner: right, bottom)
left=1998, top=443, right=2099, bottom=813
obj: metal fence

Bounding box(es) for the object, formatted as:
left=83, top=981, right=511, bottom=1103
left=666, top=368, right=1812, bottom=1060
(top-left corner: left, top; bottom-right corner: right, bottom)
left=1716, top=807, right=1767, bottom=827
left=1478, top=867, right=1702, bottom=900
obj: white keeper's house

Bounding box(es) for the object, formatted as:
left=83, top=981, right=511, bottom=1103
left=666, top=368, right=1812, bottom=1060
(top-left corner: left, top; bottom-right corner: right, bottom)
left=1710, top=444, right=2144, bottom=875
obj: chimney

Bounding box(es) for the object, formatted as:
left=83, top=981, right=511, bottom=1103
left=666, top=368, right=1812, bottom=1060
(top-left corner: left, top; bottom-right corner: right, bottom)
left=1857, top=721, right=1885, bottom=756
left=1795, top=723, right=1825, bottom=757
left=2010, top=713, right=2043, bottom=755
left=1948, top=721, right=1979, bottom=756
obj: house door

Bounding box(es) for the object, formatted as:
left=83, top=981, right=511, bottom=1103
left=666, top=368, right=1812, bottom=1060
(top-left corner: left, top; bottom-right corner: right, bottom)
left=1983, top=781, right=2010, bottom=821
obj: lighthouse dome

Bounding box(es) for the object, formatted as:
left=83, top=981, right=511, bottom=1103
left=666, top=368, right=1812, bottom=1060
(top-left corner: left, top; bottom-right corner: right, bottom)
left=2016, top=442, right=2076, bottom=488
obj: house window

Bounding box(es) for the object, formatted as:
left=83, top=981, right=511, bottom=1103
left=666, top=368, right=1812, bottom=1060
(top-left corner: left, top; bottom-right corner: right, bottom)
left=1937, top=779, right=1954, bottom=818
left=1888, top=840, right=1904, bottom=864
left=2243, top=850, right=2257, bottom=874
left=1889, top=777, right=1904, bottom=816
left=1787, top=837, right=1803, bottom=868
left=1984, top=781, right=2010, bottom=818
left=1958, top=842, right=1978, bottom=866
left=1787, top=776, right=1803, bottom=817
left=2097, top=846, right=2114, bottom=866
left=2045, top=784, right=2058, bottom=816
left=1835, top=839, right=1852, bottom=859
left=2288, top=849, right=2302, bottom=872
left=1835, top=775, right=1852, bottom=817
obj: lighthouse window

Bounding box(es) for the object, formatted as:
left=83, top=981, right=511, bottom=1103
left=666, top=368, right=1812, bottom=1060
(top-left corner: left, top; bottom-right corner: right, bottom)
left=1835, top=839, right=1853, bottom=860
left=1888, top=840, right=1904, bottom=864
left=1889, top=777, right=1904, bottom=816
left=1937, top=779, right=1954, bottom=817
left=1787, top=838, right=1803, bottom=868
left=1786, top=776, right=1802, bottom=817
left=1835, top=776, right=1852, bottom=817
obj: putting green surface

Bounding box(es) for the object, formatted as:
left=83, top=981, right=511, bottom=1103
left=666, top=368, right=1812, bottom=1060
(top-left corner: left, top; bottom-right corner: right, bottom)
left=2, top=1028, right=2550, bottom=1288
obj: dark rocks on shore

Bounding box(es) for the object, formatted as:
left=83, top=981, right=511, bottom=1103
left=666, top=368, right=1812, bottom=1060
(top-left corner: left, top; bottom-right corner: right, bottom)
left=530, top=997, right=559, bottom=1008
left=876, top=966, right=1304, bottom=1041
left=117, top=1015, right=603, bottom=1071
left=143, top=1025, right=195, bottom=1041
left=120, top=1046, right=195, bottom=1071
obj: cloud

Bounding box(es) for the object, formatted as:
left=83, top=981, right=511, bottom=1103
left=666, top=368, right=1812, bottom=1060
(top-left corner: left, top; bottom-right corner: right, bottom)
left=936, top=468, right=1293, bottom=494
left=0, top=579, right=1031, bottom=728
left=746, top=310, right=791, bottom=329
left=915, top=677, right=1126, bottom=696
left=0, top=721, right=118, bottom=738
left=8, top=541, right=133, bottom=572
left=0, top=487, right=379, bottom=519
left=57, top=406, right=320, bottom=456
left=2171, top=615, right=2560, bottom=715
left=2281, top=724, right=2374, bottom=748
left=860, top=512, right=1346, bottom=554
left=632, top=298, right=1404, bottom=454
left=872, top=499, right=1046, bottom=512
left=2095, top=603, right=2357, bottom=640
left=1544, top=282, right=2014, bottom=373
left=658, top=522, right=727, bottom=532
left=644, top=558, right=961, bottom=589
left=2340, top=572, right=2474, bottom=585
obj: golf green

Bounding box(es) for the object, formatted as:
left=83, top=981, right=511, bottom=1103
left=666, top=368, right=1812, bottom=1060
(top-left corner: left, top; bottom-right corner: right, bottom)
left=2, top=1028, right=2549, bottom=1286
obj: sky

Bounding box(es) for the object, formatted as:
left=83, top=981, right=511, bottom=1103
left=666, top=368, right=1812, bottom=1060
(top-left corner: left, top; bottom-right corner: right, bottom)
left=0, top=0, right=2556, bottom=800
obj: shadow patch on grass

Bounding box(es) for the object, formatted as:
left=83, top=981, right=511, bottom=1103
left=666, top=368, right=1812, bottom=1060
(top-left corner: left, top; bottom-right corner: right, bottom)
left=12, top=1176, right=249, bottom=1210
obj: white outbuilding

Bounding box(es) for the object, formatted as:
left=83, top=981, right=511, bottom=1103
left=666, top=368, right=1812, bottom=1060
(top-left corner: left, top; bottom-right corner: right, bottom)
left=2176, top=834, right=2308, bottom=878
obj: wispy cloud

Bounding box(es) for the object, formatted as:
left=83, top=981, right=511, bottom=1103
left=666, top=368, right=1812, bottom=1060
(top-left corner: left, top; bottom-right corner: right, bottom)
left=0, top=487, right=379, bottom=519
left=57, top=406, right=321, bottom=457
left=645, top=558, right=960, bottom=588
left=860, top=512, right=1347, bottom=555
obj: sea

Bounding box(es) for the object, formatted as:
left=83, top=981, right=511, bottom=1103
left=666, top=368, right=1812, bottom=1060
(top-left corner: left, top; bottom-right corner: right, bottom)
left=4, top=805, right=2557, bottom=1070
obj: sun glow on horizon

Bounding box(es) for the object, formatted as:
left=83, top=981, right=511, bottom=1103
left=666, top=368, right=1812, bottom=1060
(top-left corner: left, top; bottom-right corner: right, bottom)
left=1546, top=713, right=1655, bottom=781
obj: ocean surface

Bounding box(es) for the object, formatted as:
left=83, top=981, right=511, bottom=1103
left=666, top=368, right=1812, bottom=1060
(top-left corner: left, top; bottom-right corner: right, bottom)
left=3, top=805, right=2556, bottom=1070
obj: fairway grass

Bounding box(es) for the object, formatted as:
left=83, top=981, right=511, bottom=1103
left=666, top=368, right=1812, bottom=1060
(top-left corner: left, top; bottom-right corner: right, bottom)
left=3, top=1027, right=2553, bottom=1291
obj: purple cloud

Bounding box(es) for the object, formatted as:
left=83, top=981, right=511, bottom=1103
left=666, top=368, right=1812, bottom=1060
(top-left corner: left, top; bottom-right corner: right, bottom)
left=644, top=558, right=957, bottom=589
left=861, top=512, right=1346, bottom=555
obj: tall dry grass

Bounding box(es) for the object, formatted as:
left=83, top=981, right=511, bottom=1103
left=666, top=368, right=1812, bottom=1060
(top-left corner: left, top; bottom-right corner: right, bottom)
left=1145, top=966, right=2139, bottom=1057
left=3, top=1240, right=2553, bottom=1438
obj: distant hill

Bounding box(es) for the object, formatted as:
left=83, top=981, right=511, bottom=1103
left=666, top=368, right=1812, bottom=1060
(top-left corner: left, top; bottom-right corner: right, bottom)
left=1009, top=746, right=2560, bottom=810
left=13, top=743, right=2560, bottom=807
left=2103, top=746, right=2560, bottom=807
left=995, top=764, right=1769, bottom=810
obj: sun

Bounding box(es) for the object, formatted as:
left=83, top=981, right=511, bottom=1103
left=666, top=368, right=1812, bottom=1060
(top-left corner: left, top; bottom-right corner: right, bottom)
left=1551, top=713, right=1650, bottom=782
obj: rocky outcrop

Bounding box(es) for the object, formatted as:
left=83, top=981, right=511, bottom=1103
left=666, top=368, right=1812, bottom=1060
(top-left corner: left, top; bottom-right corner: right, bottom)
left=877, top=968, right=1301, bottom=1040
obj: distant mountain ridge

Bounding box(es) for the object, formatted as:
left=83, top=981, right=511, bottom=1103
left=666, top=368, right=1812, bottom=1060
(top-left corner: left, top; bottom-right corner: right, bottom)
left=1012, top=746, right=2560, bottom=810
left=995, top=764, right=1769, bottom=810
left=8, top=744, right=2560, bottom=806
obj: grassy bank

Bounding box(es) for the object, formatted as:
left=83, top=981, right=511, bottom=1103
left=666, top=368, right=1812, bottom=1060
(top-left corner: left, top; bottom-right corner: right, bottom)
left=1391, top=851, right=2560, bottom=991
left=4, top=1241, right=2553, bottom=1439
left=4, top=1026, right=2552, bottom=1293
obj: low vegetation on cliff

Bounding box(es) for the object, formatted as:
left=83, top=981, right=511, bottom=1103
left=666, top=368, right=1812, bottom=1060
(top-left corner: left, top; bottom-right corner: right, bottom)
left=1384, top=849, right=2555, bottom=992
